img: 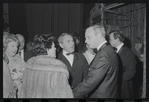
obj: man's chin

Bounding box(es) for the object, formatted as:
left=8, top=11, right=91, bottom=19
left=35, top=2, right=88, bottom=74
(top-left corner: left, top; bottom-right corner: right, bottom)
left=70, top=50, right=75, bottom=53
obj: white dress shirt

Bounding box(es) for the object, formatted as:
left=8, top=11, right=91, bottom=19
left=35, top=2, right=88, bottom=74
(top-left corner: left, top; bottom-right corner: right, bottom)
left=63, top=50, right=74, bottom=66
left=116, top=43, right=124, bottom=53
left=97, top=41, right=107, bottom=51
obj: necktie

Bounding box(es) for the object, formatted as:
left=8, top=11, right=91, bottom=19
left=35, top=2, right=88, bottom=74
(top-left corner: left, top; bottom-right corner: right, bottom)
left=93, top=48, right=98, bottom=54
left=66, top=52, right=74, bottom=56
left=114, top=47, right=117, bottom=51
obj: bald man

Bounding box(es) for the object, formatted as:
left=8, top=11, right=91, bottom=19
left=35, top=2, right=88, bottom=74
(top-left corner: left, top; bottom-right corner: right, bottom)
left=73, top=25, right=119, bottom=98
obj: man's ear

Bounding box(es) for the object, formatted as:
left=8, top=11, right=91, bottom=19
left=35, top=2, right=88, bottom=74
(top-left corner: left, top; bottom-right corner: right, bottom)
left=59, top=43, right=63, bottom=48
left=116, top=37, right=120, bottom=42
left=96, top=32, right=102, bottom=39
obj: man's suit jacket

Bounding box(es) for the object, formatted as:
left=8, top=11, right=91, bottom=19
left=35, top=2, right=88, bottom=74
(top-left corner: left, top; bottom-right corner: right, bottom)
left=58, top=51, right=89, bottom=89
left=118, top=45, right=136, bottom=98
left=73, top=43, right=119, bottom=98
left=24, top=50, right=33, bottom=62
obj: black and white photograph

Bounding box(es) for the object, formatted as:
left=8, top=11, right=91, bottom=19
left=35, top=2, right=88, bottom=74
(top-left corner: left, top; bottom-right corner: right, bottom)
left=3, top=3, right=146, bottom=101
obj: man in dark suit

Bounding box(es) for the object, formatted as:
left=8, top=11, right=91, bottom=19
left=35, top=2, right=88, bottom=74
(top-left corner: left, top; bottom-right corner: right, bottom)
left=58, top=33, right=89, bottom=89
left=24, top=41, right=33, bottom=62
left=109, top=30, right=136, bottom=98
left=73, top=25, right=119, bottom=98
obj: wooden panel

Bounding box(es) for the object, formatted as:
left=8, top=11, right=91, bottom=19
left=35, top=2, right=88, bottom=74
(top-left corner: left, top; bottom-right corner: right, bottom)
left=105, top=3, right=145, bottom=54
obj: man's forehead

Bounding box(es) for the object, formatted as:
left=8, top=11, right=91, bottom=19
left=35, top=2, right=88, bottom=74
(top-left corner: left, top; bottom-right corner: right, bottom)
left=86, top=27, right=94, bottom=33
left=85, top=27, right=94, bottom=36
left=63, top=35, right=73, bottom=40
left=87, top=26, right=94, bottom=32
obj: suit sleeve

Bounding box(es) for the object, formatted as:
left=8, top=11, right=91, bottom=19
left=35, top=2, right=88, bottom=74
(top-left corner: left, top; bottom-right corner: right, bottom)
left=123, top=51, right=136, bottom=81
left=73, top=52, right=110, bottom=98
left=82, top=55, right=89, bottom=79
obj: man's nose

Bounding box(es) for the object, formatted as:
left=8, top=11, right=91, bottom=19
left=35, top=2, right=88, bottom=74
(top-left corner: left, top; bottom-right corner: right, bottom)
left=85, top=39, right=87, bottom=43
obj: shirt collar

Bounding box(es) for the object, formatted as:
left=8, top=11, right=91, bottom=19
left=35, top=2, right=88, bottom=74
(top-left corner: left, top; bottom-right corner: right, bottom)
left=116, top=43, right=124, bottom=53
left=63, top=50, right=68, bottom=56
left=97, top=41, right=107, bottom=51
left=63, top=50, right=74, bottom=56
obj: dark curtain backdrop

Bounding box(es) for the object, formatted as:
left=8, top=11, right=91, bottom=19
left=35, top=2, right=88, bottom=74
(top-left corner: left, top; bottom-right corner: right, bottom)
left=26, top=3, right=83, bottom=39
left=9, top=3, right=28, bottom=40
left=9, top=3, right=84, bottom=48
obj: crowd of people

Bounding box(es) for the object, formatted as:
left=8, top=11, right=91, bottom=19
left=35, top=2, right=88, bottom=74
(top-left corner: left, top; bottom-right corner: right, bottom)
left=3, top=24, right=142, bottom=98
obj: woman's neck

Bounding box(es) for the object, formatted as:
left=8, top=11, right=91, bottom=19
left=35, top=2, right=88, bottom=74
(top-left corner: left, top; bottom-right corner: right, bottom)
left=5, top=52, right=15, bottom=61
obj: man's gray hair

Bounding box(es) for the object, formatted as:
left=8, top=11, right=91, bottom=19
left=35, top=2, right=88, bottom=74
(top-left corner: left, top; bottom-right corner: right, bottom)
left=90, top=24, right=106, bottom=37
left=58, top=33, right=73, bottom=44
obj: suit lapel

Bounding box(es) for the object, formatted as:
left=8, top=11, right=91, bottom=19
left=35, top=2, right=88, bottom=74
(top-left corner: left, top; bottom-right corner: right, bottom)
left=97, top=43, right=108, bottom=53
left=72, top=53, right=79, bottom=66
left=59, top=51, right=72, bottom=69
left=118, top=45, right=124, bottom=55
left=90, top=43, right=108, bottom=66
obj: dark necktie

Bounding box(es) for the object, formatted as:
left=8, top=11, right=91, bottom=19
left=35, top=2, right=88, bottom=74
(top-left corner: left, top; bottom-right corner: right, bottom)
left=114, top=47, right=117, bottom=51
left=93, top=48, right=98, bottom=54
left=66, top=52, right=74, bottom=56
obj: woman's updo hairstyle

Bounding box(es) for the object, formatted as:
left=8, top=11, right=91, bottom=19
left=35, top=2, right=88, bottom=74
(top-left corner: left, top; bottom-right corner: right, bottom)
left=32, top=33, right=57, bottom=56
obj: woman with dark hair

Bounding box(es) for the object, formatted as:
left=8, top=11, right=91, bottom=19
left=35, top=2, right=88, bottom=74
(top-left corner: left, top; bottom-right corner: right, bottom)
left=21, top=34, right=73, bottom=98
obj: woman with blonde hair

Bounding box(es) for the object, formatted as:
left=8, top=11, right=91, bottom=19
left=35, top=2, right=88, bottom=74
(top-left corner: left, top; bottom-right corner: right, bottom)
left=3, top=34, right=26, bottom=98
left=21, top=34, right=73, bottom=98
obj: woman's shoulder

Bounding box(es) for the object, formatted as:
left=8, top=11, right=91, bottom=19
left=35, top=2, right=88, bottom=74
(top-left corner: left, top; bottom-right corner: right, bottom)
left=26, top=55, right=68, bottom=74
left=27, top=55, right=67, bottom=69
left=41, top=56, right=67, bottom=69
left=27, top=56, right=36, bottom=64
left=54, top=58, right=67, bottom=68
left=8, top=54, right=26, bottom=70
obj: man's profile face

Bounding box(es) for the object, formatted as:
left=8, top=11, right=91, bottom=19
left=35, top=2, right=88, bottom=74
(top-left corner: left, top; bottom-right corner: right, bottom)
left=109, top=33, right=117, bottom=47
left=85, top=27, right=99, bottom=49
